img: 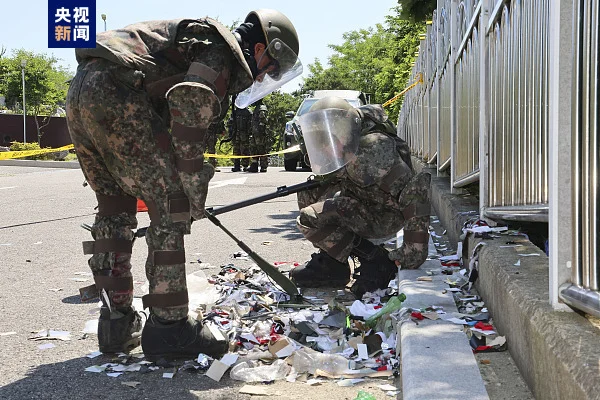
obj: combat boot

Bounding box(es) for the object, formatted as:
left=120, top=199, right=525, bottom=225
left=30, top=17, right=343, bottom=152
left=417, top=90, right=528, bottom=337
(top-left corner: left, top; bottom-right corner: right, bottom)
left=98, top=306, right=143, bottom=353
left=232, top=160, right=241, bottom=172
left=141, top=314, right=229, bottom=361
left=290, top=251, right=351, bottom=288
left=260, top=167, right=267, bottom=173
left=246, top=162, right=259, bottom=173
left=350, top=238, right=398, bottom=299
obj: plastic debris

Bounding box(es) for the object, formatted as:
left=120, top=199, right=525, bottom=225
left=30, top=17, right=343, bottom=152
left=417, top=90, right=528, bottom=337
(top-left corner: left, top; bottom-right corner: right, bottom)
left=121, top=381, right=141, bottom=388
left=230, top=359, right=291, bottom=382
left=354, top=390, right=377, bottom=400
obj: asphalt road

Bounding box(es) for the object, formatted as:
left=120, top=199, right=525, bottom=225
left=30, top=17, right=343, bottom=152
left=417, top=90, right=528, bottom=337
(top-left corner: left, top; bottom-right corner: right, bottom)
left=0, top=165, right=398, bottom=400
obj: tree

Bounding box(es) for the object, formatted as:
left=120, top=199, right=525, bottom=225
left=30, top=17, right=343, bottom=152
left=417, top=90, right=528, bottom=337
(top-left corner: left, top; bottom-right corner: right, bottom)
left=262, top=90, right=302, bottom=150
left=0, top=49, right=73, bottom=143
left=397, top=0, right=437, bottom=22
left=300, top=7, right=425, bottom=123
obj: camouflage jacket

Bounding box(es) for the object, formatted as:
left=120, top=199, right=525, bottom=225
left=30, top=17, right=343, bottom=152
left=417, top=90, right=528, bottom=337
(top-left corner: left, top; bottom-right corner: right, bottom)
left=252, top=105, right=268, bottom=135
left=234, top=107, right=253, bottom=133
left=76, top=18, right=254, bottom=125
left=337, top=104, right=414, bottom=211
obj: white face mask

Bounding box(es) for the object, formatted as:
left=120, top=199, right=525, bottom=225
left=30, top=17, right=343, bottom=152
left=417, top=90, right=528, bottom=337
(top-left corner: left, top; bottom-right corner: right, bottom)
left=235, top=39, right=303, bottom=109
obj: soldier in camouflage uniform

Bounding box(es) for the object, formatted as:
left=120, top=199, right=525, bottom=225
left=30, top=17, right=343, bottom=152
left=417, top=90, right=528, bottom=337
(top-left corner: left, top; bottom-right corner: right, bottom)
left=290, top=97, right=431, bottom=299
left=232, top=106, right=252, bottom=171
left=65, top=10, right=301, bottom=359
left=206, top=120, right=225, bottom=171
left=250, top=100, right=270, bottom=172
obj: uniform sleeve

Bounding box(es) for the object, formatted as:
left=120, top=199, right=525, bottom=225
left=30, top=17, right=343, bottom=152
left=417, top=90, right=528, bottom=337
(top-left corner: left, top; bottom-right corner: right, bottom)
left=166, top=23, right=233, bottom=220
left=388, top=172, right=431, bottom=269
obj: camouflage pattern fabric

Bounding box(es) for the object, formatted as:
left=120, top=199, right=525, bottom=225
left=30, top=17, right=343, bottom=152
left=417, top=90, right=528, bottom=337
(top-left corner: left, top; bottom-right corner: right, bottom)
left=206, top=120, right=225, bottom=167
left=251, top=104, right=270, bottom=170
left=232, top=107, right=252, bottom=168
left=297, top=105, right=430, bottom=269
left=66, top=17, right=253, bottom=321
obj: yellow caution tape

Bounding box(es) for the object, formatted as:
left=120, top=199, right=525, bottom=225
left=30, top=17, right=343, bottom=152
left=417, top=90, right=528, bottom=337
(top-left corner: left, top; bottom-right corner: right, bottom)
left=205, top=145, right=301, bottom=159
left=0, top=144, right=75, bottom=160
left=382, top=73, right=424, bottom=107
left=0, top=144, right=301, bottom=162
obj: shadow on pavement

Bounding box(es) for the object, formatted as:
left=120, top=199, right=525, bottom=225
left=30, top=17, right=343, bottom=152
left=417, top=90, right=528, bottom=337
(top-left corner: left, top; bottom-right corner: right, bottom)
left=248, top=211, right=304, bottom=241
left=0, top=355, right=251, bottom=400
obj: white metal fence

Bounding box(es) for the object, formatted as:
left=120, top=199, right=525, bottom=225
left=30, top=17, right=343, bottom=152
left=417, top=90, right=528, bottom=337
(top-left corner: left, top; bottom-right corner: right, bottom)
left=398, top=0, right=599, bottom=316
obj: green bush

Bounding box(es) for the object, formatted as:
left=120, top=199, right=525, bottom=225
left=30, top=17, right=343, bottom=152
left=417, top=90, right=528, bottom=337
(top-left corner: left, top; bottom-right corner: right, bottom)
left=9, top=142, right=55, bottom=160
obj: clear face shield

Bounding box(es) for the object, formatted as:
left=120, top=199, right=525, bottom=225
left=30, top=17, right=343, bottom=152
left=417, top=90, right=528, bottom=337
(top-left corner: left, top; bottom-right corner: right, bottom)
left=235, top=39, right=303, bottom=109
left=298, top=108, right=361, bottom=176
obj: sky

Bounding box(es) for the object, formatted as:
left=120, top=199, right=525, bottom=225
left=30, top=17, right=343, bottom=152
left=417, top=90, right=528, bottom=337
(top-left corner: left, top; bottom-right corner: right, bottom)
left=0, top=0, right=399, bottom=92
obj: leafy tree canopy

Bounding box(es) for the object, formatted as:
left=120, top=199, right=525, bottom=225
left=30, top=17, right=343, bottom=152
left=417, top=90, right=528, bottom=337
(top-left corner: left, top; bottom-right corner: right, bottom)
left=300, top=6, right=425, bottom=123
left=397, top=0, right=437, bottom=22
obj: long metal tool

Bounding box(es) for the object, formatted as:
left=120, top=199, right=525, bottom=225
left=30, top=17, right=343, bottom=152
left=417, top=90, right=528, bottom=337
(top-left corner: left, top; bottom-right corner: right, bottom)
left=204, top=210, right=301, bottom=301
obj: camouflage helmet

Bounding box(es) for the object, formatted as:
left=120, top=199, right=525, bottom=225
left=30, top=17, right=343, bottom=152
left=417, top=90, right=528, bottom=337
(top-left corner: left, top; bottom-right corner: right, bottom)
left=245, top=9, right=299, bottom=57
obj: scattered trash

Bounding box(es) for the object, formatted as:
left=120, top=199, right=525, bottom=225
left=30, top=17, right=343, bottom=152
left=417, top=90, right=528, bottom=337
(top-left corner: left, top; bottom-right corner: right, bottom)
left=29, top=329, right=71, bottom=341
left=239, top=385, right=270, bottom=395
left=48, top=288, right=63, bottom=292
left=121, top=381, right=141, bottom=388
left=337, top=378, right=365, bottom=387
left=82, top=320, right=98, bottom=334
left=38, top=343, right=55, bottom=350
left=354, top=390, right=377, bottom=400
left=86, top=350, right=102, bottom=358
left=0, top=331, right=17, bottom=336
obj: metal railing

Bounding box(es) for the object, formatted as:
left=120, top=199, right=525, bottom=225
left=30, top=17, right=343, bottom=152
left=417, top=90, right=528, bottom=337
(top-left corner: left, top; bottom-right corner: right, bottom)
left=560, top=0, right=600, bottom=316
left=398, top=0, right=600, bottom=316
left=398, top=0, right=549, bottom=221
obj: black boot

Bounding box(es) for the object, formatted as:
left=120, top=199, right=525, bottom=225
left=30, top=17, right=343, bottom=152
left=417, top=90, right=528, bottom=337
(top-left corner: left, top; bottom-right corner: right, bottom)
left=231, top=160, right=241, bottom=172
left=350, top=238, right=398, bottom=299
left=290, top=251, right=351, bottom=288
left=141, top=315, right=229, bottom=361
left=246, top=162, right=259, bottom=173
left=98, top=306, right=143, bottom=353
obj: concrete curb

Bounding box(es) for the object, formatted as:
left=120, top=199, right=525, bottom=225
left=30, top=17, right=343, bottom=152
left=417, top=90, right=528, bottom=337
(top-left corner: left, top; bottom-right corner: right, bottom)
left=415, top=157, right=600, bottom=399
left=0, top=159, right=80, bottom=169
left=398, top=261, right=489, bottom=400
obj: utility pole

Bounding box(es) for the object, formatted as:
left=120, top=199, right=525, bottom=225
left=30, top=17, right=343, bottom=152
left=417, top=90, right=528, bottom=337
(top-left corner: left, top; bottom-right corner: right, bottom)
left=101, top=14, right=107, bottom=31
left=21, top=59, right=26, bottom=144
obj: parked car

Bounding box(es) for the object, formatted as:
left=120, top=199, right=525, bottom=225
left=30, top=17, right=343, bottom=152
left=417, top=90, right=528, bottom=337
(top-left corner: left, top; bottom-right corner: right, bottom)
left=282, top=90, right=369, bottom=171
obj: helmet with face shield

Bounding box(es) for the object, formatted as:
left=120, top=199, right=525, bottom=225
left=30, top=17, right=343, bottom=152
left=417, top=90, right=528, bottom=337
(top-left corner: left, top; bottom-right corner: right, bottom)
left=235, top=9, right=303, bottom=108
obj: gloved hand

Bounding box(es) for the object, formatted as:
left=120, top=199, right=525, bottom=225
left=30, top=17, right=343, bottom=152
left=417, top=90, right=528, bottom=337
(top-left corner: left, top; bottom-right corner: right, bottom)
left=181, top=163, right=215, bottom=221
left=388, top=242, right=427, bottom=270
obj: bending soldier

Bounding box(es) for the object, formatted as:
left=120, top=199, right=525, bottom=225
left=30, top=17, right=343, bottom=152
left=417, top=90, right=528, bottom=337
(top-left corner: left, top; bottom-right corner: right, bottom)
left=66, top=9, right=301, bottom=359
left=290, top=97, right=431, bottom=299
left=250, top=100, right=270, bottom=172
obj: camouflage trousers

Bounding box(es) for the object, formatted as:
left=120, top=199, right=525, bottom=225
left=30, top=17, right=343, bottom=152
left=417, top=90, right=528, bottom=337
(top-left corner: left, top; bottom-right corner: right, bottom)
left=251, top=131, right=271, bottom=169
left=233, top=130, right=251, bottom=168
left=296, top=183, right=408, bottom=263
left=206, top=130, right=218, bottom=168
left=66, top=58, right=193, bottom=321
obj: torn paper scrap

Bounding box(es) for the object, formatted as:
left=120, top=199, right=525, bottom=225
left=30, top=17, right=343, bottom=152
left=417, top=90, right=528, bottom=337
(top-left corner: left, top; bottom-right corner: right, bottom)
left=38, top=343, right=55, bottom=350
left=239, top=385, right=270, bottom=395
left=30, top=329, right=71, bottom=341
left=86, top=350, right=102, bottom=358
left=121, top=381, right=141, bottom=388
left=337, top=378, right=365, bottom=387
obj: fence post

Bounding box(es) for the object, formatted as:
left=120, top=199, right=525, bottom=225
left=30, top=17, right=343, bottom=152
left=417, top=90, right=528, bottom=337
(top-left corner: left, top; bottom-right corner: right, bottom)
left=548, top=0, right=574, bottom=310
left=479, top=0, right=490, bottom=219
left=450, top=0, right=458, bottom=192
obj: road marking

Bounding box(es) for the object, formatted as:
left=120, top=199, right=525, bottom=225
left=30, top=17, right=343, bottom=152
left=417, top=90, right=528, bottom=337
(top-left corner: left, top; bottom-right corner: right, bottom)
left=208, top=177, right=247, bottom=189
left=0, top=186, right=16, bottom=190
